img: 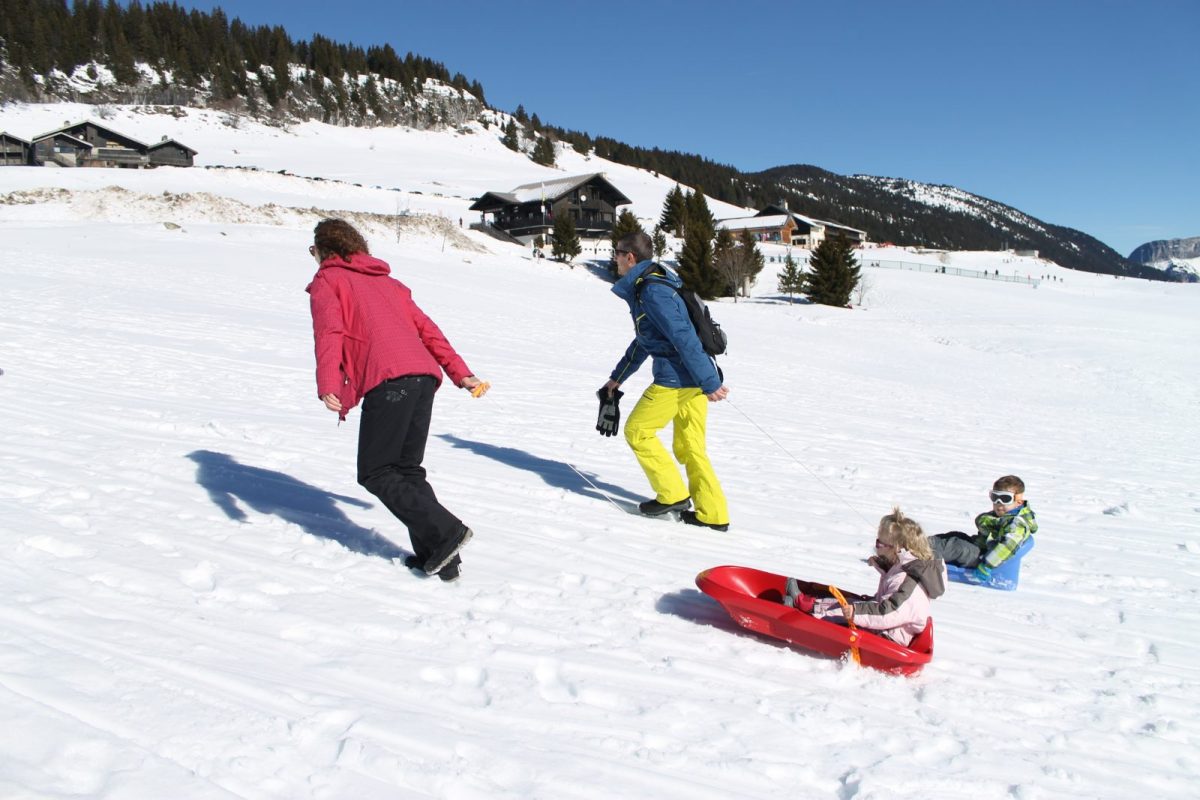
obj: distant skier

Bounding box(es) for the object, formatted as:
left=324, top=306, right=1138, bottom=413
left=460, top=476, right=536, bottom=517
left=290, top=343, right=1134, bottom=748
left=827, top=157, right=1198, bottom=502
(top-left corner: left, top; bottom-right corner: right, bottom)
left=928, top=475, right=1038, bottom=582
left=306, top=218, right=487, bottom=581
left=599, top=231, right=730, bottom=531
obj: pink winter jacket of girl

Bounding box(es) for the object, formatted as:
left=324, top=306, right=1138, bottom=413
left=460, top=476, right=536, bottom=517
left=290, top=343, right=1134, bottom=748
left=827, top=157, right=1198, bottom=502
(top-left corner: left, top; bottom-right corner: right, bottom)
left=814, top=550, right=947, bottom=646
left=307, top=253, right=471, bottom=420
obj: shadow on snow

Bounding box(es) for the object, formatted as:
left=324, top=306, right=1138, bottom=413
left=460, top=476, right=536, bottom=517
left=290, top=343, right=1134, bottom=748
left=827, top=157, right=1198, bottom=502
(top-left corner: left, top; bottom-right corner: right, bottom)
left=185, top=449, right=405, bottom=561
left=655, top=588, right=837, bottom=662
left=436, top=434, right=644, bottom=509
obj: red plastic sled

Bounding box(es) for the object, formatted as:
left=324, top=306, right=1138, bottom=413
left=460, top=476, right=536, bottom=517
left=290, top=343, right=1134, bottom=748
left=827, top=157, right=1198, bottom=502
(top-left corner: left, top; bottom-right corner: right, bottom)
left=696, top=565, right=934, bottom=676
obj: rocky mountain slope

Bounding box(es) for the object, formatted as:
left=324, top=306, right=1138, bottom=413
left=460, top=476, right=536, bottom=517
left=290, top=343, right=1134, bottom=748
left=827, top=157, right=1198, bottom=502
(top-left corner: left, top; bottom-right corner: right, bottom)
left=1128, top=236, right=1200, bottom=282
left=751, top=164, right=1148, bottom=279
left=1129, top=236, right=1200, bottom=264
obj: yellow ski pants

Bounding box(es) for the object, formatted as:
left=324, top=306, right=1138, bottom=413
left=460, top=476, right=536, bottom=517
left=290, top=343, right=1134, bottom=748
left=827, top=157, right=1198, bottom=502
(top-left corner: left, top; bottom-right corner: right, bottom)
left=624, top=384, right=729, bottom=525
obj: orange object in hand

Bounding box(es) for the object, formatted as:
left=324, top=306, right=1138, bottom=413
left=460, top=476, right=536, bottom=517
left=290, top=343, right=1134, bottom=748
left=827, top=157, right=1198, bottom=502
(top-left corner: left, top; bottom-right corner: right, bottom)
left=470, top=381, right=491, bottom=398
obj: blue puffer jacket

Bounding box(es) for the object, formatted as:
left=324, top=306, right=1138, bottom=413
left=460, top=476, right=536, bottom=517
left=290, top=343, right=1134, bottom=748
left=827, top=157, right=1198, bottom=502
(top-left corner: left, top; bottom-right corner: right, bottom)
left=610, top=260, right=722, bottom=394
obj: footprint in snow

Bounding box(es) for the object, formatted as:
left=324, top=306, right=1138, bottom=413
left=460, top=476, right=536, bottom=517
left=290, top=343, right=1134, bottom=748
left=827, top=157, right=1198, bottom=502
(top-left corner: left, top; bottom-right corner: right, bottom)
left=180, top=561, right=217, bottom=592
left=23, top=534, right=93, bottom=558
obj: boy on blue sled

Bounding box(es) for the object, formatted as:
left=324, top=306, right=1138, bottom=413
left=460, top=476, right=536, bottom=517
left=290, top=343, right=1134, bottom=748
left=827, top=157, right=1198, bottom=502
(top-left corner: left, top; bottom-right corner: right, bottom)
left=929, top=474, right=1038, bottom=584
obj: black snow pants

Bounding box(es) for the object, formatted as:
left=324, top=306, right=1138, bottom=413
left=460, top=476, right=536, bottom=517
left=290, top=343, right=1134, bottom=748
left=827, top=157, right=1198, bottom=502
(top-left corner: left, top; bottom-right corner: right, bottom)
left=356, top=375, right=463, bottom=561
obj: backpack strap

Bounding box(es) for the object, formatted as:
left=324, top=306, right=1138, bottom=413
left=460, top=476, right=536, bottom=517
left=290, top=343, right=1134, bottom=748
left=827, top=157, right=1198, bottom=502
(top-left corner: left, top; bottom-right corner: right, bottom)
left=633, top=264, right=670, bottom=295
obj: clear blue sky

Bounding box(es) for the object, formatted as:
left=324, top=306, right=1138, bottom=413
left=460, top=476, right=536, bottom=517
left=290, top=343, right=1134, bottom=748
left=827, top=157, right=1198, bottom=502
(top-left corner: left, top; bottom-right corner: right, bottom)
left=166, top=0, right=1198, bottom=257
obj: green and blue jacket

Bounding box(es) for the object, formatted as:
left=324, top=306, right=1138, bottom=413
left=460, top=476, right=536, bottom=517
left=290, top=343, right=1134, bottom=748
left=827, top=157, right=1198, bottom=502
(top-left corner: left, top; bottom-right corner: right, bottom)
left=974, top=503, right=1038, bottom=569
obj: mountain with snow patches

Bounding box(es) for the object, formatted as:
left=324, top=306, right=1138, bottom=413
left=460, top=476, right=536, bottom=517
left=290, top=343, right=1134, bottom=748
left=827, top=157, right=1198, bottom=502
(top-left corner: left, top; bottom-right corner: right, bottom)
left=1, top=98, right=1198, bottom=799
left=751, top=164, right=1139, bottom=278
left=0, top=47, right=1143, bottom=277
left=1129, top=236, right=1200, bottom=282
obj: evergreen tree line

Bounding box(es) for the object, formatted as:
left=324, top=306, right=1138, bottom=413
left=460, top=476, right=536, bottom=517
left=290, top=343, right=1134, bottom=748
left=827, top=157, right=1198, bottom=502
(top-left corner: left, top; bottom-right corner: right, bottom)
left=0, top=0, right=1148, bottom=278
left=655, top=185, right=765, bottom=301
left=0, top=0, right=484, bottom=106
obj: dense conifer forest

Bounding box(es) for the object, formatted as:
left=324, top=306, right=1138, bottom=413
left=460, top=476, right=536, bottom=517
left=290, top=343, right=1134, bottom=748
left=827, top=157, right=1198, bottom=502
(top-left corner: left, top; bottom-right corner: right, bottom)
left=0, top=0, right=1152, bottom=277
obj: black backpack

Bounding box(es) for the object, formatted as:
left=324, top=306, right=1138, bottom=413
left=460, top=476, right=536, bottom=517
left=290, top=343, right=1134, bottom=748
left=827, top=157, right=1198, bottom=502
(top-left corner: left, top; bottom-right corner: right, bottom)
left=636, top=268, right=728, bottom=358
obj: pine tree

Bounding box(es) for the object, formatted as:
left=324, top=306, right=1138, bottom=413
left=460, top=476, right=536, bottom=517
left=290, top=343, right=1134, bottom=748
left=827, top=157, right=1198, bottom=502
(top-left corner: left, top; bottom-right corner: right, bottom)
left=531, top=134, right=555, bottom=166
left=713, top=228, right=735, bottom=260
left=610, top=209, right=644, bottom=253
left=739, top=228, right=765, bottom=288
left=658, top=184, right=686, bottom=237
left=551, top=213, right=581, bottom=263
left=652, top=228, right=668, bottom=259
left=777, top=254, right=804, bottom=302
left=501, top=118, right=519, bottom=151
left=677, top=224, right=721, bottom=299
left=711, top=228, right=738, bottom=297
left=805, top=235, right=861, bottom=307
left=684, top=189, right=715, bottom=241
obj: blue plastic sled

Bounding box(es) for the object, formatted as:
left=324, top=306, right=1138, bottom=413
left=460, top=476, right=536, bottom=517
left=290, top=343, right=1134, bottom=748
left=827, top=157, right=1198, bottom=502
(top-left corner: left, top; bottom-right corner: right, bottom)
left=946, top=538, right=1034, bottom=591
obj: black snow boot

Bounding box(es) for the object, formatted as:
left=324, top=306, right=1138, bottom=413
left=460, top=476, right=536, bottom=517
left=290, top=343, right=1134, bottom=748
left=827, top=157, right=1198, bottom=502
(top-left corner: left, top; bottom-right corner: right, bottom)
left=638, top=497, right=691, bottom=516
left=404, top=553, right=461, bottom=582
left=681, top=510, right=729, bottom=532
left=425, top=525, right=473, bottom=576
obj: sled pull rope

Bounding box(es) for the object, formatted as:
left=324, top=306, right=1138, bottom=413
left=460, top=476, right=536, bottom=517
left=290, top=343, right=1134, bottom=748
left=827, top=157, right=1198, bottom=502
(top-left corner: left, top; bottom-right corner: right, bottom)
left=828, top=585, right=862, bottom=666
left=566, top=462, right=629, bottom=516
left=726, top=399, right=873, bottom=527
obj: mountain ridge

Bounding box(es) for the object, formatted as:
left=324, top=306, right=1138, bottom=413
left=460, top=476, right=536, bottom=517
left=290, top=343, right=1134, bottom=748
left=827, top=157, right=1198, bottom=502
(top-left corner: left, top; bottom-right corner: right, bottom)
left=0, top=0, right=1158, bottom=279
left=1128, top=235, right=1200, bottom=264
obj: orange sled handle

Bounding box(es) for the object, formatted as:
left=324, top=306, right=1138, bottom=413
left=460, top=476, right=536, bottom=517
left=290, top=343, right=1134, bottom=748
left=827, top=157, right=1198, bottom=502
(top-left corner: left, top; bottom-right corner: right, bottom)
left=828, top=585, right=862, bottom=666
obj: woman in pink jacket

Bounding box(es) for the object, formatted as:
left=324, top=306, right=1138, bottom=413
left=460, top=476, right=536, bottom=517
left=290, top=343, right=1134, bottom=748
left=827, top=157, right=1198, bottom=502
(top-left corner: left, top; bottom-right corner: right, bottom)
left=307, top=218, right=487, bottom=582
left=784, top=507, right=946, bottom=646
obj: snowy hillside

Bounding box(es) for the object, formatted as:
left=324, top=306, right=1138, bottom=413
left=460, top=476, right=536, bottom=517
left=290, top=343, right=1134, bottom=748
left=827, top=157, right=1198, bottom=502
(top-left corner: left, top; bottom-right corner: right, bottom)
left=1, top=104, right=1199, bottom=799
left=755, top=164, right=1136, bottom=278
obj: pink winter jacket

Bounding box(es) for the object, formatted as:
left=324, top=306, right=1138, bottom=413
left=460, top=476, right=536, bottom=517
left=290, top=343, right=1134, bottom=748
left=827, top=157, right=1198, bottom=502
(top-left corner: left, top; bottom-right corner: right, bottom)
left=814, top=550, right=947, bottom=646
left=307, top=253, right=471, bottom=420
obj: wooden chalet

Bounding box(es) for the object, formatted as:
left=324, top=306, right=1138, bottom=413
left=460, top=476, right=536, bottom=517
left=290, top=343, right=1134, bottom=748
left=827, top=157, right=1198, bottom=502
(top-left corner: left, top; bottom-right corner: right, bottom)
left=469, top=173, right=631, bottom=242
left=32, top=131, right=93, bottom=167
left=0, top=132, right=33, bottom=166
left=35, top=120, right=150, bottom=167
left=718, top=204, right=867, bottom=248
left=26, top=120, right=197, bottom=168
left=148, top=137, right=198, bottom=167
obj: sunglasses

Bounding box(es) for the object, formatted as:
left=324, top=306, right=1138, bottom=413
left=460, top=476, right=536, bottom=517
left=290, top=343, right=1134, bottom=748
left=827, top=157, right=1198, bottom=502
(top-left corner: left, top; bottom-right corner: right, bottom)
left=874, top=539, right=896, bottom=550
left=989, top=491, right=1016, bottom=504
left=308, top=245, right=318, bottom=256
left=613, top=249, right=630, bottom=256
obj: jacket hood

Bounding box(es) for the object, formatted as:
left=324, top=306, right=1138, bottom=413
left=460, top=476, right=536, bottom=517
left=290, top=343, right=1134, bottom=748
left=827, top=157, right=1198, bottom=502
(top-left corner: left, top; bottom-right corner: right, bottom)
left=612, top=260, right=681, bottom=301
left=318, top=252, right=391, bottom=277
left=898, top=550, right=947, bottom=600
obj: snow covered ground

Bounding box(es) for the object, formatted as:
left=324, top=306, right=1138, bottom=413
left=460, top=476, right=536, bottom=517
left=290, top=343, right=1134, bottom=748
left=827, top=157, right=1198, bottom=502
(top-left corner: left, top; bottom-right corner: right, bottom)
left=1, top=104, right=1198, bottom=799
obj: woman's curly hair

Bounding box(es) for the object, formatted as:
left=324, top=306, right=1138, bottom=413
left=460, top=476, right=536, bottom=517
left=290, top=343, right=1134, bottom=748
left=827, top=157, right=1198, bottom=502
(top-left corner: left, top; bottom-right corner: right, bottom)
left=313, top=218, right=369, bottom=258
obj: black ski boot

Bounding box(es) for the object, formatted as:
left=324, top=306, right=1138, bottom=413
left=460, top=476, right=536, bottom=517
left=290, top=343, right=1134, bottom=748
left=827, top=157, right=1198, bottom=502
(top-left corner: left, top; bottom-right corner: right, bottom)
left=681, top=510, right=729, bottom=532
left=638, top=496, right=691, bottom=516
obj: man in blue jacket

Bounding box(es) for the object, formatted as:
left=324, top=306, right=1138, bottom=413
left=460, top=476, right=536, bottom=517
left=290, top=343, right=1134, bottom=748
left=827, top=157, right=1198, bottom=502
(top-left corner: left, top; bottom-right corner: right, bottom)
left=601, top=231, right=730, bottom=531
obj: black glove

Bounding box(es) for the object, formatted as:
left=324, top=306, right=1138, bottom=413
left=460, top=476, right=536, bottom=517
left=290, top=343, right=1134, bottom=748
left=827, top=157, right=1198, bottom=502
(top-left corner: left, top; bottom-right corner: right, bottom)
left=596, top=387, right=624, bottom=436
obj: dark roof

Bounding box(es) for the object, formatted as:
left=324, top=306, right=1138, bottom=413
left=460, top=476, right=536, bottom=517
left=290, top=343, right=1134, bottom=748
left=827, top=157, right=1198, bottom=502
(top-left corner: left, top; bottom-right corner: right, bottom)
left=32, top=132, right=93, bottom=148
left=0, top=131, right=32, bottom=145
left=470, top=172, right=631, bottom=211
left=148, top=138, right=198, bottom=155
left=34, top=119, right=149, bottom=149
